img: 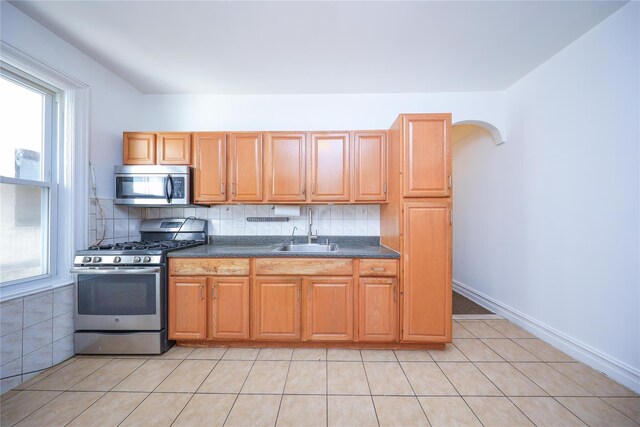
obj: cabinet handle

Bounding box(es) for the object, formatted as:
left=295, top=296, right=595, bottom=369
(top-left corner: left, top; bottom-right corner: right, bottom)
left=211, top=286, right=216, bottom=299
left=199, top=286, right=203, bottom=300
left=302, top=186, right=305, bottom=196
left=311, top=182, right=315, bottom=195
left=448, top=175, right=452, bottom=189
left=372, top=267, right=385, bottom=272
left=221, top=182, right=225, bottom=195
left=231, top=182, right=236, bottom=196
left=383, top=183, right=387, bottom=194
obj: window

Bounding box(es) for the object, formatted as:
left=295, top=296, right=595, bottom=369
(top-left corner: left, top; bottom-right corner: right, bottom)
left=0, top=70, right=58, bottom=285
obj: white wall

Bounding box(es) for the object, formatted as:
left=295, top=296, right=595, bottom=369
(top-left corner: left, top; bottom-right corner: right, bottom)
left=140, top=92, right=505, bottom=132
left=453, top=2, right=639, bottom=391
left=0, top=2, right=144, bottom=198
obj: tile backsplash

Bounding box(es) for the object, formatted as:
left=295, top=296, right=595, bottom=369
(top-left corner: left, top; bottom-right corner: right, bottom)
left=0, top=285, right=74, bottom=393
left=146, top=204, right=381, bottom=237
left=89, top=198, right=145, bottom=245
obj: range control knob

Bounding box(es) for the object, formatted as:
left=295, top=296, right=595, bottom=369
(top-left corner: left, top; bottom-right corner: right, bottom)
left=83, top=256, right=91, bottom=263
left=93, top=257, right=102, bottom=263
left=143, top=256, right=151, bottom=263
left=113, top=256, right=121, bottom=263
left=133, top=256, right=141, bottom=263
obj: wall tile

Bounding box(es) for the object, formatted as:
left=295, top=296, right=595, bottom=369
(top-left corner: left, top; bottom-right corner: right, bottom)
left=269, top=222, right=283, bottom=235
left=245, top=205, right=258, bottom=217
left=1, top=299, right=23, bottom=336
left=256, top=205, right=270, bottom=217
left=330, top=205, right=344, bottom=220
left=208, top=205, right=221, bottom=219
left=113, top=219, right=129, bottom=238
left=23, top=293, right=53, bottom=328
left=318, top=205, right=331, bottom=220
left=220, top=206, right=233, bottom=219
left=159, top=208, right=173, bottom=218
left=114, top=205, right=129, bottom=219
left=23, top=343, right=53, bottom=373
left=343, top=205, right=356, bottom=220
left=171, top=207, right=184, bottom=218
left=184, top=207, right=196, bottom=218
left=1, top=330, right=22, bottom=365
left=232, top=205, right=245, bottom=218
left=1, top=376, right=22, bottom=394
left=367, top=205, right=380, bottom=219
left=128, top=207, right=144, bottom=219
left=23, top=319, right=53, bottom=355
left=355, top=205, right=368, bottom=220
left=146, top=207, right=160, bottom=219
left=367, top=220, right=380, bottom=236
left=331, top=220, right=344, bottom=235
left=53, top=286, right=73, bottom=317
left=52, top=335, right=74, bottom=365
left=1, top=357, right=22, bottom=378
left=97, top=199, right=114, bottom=219
left=97, top=219, right=114, bottom=240
left=128, top=218, right=142, bottom=236
left=53, top=312, right=74, bottom=341
left=195, top=207, right=208, bottom=219
left=356, top=220, right=368, bottom=235
left=89, top=214, right=97, bottom=231
left=342, top=220, right=356, bottom=236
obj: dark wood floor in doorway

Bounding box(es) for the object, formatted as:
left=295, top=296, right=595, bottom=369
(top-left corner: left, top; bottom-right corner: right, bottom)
left=453, top=291, right=493, bottom=314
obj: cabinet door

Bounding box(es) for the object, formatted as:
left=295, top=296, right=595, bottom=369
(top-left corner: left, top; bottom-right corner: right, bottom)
left=402, top=114, right=451, bottom=197
left=359, top=278, right=397, bottom=342
left=123, top=132, right=156, bottom=165
left=157, top=133, right=192, bottom=165
left=194, top=133, right=226, bottom=203
left=229, top=133, right=263, bottom=202
left=253, top=278, right=301, bottom=340
left=265, top=133, right=306, bottom=201
left=402, top=201, right=452, bottom=342
left=168, top=277, right=207, bottom=340
left=309, top=133, right=350, bottom=201
left=209, top=278, right=250, bottom=340
left=304, top=278, right=353, bottom=341
left=354, top=131, right=387, bottom=201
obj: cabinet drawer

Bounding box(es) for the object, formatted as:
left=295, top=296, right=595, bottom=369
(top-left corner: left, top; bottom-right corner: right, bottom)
left=359, top=259, right=398, bottom=277
left=169, top=258, right=250, bottom=276
left=255, top=258, right=353, bottom=276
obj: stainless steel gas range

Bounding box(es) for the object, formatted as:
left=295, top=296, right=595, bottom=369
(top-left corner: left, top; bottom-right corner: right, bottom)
left=72, top=218, right=207, bottom=354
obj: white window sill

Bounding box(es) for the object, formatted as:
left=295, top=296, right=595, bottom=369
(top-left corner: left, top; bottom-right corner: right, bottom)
left=0, top=277, right=73, bottom=303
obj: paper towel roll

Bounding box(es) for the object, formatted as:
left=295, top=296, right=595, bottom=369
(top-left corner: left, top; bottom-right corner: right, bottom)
left=273, top=205, right=301, bottom=217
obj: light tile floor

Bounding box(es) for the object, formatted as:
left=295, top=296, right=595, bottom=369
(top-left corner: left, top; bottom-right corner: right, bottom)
left=1, top=317, right=638, bottom=427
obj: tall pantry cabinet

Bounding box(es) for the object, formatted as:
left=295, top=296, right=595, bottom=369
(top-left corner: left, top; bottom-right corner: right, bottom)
left=381, top=113, right=452, bottom=343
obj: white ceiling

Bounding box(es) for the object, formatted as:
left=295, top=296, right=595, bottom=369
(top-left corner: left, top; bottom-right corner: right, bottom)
left=10, top=0, right=626, bottom=94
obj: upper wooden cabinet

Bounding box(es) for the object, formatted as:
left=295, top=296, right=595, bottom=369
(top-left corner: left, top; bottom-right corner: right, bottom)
left=157, top=133, right=192, bottom=165
left=123, top=132, right=156, bottom=165
left=229, top=133, right=263, bottom=202
left=309, top=132, right=350, bottom=201
left=194, top=133, right=227, bottom=203
left=402, top=201, right=452, bottom=342
left=359, top=278, right=397, bottom=342
left=208, top=277, right=250, bottom=340
left=354, top=131, right=387, bottom=201
left=265, top=133, right=306, bottom=202
left=304, top=277, right=353, bottom=341
left=168, top=276, right=207, bottom=340
left=253, top=278, right=301, bottom=341
left=402, top=114, right=451, bottom=198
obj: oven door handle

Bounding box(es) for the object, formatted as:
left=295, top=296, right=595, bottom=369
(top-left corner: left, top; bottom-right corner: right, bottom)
left=70, top=267, right=161, bottom=274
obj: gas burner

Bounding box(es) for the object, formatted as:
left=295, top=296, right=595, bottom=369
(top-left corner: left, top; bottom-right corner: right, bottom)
left=88, top=244, right=114, bottom=250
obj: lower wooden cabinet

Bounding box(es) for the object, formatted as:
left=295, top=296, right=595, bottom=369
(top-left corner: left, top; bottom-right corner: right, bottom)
left=304, top=278, right=353, bottom=341
left=168, top=277, right=207, bottom=340
left=359, top=278, right=398, bottom=342
left=253, top=278, right=301, bottom=341
left=208, top=278, right=250, bottom=340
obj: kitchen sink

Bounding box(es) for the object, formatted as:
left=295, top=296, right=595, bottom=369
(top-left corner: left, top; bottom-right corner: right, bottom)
left=275, top=243, right=339, bottom=253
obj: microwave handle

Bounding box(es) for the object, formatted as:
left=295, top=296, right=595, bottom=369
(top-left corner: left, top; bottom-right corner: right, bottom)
left=165, top=175, right=173, bottom=204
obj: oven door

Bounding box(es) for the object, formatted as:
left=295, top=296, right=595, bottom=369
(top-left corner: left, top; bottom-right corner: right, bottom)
left=72, top=267, right=164, bottom=331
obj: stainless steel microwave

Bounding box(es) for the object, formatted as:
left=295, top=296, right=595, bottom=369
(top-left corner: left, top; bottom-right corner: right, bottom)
left=114, top=165, right=191, bottom=206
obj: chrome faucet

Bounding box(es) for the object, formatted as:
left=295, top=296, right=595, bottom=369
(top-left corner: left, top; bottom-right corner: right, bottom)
left=308, top=207, right=317, bottom=244
left=290, top=226, right=297, bottom=244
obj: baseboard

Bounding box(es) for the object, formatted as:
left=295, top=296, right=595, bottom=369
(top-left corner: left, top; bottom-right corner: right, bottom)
left=453, top=279, right=640, bottom=393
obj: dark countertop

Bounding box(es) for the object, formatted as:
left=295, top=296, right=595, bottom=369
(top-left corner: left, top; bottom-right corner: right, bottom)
left=167, top=236, right=400, bottom=259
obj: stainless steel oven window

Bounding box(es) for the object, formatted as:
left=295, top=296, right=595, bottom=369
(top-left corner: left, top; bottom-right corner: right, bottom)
left=77, top=273, right=157, bottom=315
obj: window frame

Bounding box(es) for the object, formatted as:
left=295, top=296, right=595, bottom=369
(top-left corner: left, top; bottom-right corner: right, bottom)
left=0, top=68, right=59, bottom=288
left=0, top=40, right=89, bottom=301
